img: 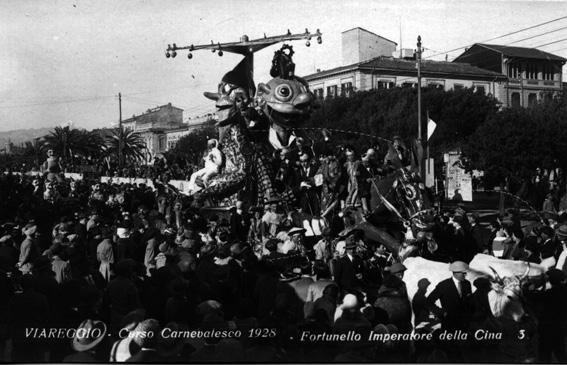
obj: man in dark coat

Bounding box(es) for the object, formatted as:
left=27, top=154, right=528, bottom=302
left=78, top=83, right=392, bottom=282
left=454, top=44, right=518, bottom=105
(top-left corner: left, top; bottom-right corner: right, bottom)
left=295, top=151, right=320, bottom=215
left=333, top=240, right=363, bottom=292
left=468, top=213, right=491, bottom=253
left=230, top=201, right=250, bottom=242
left=426, top=260, right=472, bottom=331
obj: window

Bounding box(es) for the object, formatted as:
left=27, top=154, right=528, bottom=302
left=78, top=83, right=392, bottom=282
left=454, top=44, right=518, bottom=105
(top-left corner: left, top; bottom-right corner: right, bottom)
left=326, top=85, right=338, bottom=98
left=158, top=135, right=166, bottom=152
left=427, top=83, right=444, bottom=90
left=474, top=85, right=486, bottom=94
left=511, top=93, right=521, bottom=108
left=377, top=80, right=395, bottom=89
left=402, top=82, right=416, bottom=88
left=543, top=64, right=554, bottom=81
left=507, top=63, right=521, bottom=79
left=526, top=63, right=538, bottom=80
left=340, top=82, right=353, bottom=96
left=313, top=88, right=324, bottom=99
left=528, top=93, right=537, bottom=107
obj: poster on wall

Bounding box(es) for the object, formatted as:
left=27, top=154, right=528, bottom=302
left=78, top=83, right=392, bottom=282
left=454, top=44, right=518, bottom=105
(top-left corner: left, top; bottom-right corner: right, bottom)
left=445, top=151, right=473, bottom=202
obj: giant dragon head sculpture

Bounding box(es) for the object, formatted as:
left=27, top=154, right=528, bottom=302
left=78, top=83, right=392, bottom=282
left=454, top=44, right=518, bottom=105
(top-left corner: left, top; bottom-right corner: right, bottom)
left=204, top=56, right=256, bottom=126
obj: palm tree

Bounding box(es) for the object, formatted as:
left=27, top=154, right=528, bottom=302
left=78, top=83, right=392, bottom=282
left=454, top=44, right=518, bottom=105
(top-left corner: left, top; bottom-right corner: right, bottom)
left=105, top=127, right=147, bottom=168
left=43, top=126, right=105, bottom=167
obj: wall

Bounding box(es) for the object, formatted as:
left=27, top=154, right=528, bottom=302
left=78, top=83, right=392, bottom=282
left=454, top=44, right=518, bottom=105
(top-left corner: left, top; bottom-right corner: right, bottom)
left=342, top=28, right=396, bottom=66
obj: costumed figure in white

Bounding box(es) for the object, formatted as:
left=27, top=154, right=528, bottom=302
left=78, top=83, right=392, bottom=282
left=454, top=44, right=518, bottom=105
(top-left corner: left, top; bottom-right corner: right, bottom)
left=187, top=139, right=224, bottom=193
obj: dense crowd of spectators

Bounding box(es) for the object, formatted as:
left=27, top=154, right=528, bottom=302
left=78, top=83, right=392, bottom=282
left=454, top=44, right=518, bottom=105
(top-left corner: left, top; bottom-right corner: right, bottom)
left=1, top=142, right=567, bottom=362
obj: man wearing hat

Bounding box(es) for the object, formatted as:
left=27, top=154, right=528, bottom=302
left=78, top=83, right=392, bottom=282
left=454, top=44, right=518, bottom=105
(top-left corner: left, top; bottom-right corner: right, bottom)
left=333, top=238, right=363, bottom=292
left=296, top=151, right=321, bottom=215
left=280, top=227, right=306, bottom=255
left=230, top=200, right=250, bottom=242
left=426, top=261, right=472, bottom=332
left=63, top=319, right=108, bottom=362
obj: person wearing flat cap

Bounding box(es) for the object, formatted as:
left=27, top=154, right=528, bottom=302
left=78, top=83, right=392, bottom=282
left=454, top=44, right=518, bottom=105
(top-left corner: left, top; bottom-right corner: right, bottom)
left=426, top=261, right=472, bottom=332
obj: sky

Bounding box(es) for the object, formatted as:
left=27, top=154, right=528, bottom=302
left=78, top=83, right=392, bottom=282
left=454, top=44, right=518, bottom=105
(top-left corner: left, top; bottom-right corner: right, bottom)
left=0, top=0, right=566, bottom=132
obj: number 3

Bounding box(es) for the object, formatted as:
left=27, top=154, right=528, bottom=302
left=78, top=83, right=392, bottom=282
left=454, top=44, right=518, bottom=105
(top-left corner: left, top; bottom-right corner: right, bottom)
left=518, top=329, right=525, bottom=339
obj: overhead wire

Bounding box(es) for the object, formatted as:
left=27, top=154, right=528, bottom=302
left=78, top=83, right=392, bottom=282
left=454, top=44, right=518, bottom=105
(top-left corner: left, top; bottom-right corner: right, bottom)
left=424, top=15, right=567, bottom=60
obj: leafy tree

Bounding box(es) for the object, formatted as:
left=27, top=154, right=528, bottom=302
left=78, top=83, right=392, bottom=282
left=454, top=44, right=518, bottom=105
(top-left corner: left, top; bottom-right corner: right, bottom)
left=166, top=125, right=218, bottom=167
left=306, top=87, right=499, bottom=156
left=462, top=95, right=567, bottom=192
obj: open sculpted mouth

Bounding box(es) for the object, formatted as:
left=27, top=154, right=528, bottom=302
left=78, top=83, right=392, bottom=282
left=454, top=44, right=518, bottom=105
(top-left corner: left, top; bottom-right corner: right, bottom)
left=266, top=105, right=309, bottom=128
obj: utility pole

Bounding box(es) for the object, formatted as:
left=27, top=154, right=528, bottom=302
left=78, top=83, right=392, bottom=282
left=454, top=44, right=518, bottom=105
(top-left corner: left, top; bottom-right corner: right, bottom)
left=417, top=36, right=424, bottom=178
left=118, top=92, right=123, bottom=171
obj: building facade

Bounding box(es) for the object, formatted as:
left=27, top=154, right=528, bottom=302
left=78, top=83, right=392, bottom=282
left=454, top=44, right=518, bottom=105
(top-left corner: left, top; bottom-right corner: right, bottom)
left=453, top=44, right=566, bottom=108
left=305, top=57, right=507, bottom=100
left=305, top=28, right=507, bottom=102
left=304, top=28, right=565, bottom=109
left=121, top=103, right=184, bottom=132
left=120, top=103, right=214, bottom=163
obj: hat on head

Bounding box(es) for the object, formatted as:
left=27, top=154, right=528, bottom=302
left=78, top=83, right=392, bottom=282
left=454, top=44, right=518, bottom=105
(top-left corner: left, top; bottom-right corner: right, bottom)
left=72, top=319, right=107, bottom=352
left=288, top=227, right=306, bottom=236
left=109, top=322, right=141, bottom=362
left=116, top=227, right=130, bottom=239
left=340, top=294, right=358, bottom=310
left=132, top=319, right=161, bottom=348
left=555, top=225, right=567, bottom=239
left=387, top=262, right=407, bottom=274
left=449, top=261, right=468, bottom=273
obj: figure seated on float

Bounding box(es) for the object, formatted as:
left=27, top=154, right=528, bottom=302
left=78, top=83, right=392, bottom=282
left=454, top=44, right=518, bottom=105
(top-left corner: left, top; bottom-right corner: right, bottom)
left=42, top=149, right=64, bottom=183
left=186, top=139, right=224, bottom=194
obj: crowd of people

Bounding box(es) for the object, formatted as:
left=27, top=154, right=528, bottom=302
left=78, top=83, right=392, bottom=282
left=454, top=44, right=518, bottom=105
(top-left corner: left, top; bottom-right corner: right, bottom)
left=1, top=139, right=567, bottom=362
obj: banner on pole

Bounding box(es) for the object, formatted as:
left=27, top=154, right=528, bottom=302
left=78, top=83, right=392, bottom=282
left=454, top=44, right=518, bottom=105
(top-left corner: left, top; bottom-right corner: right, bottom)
left=427, top=118, right=437, bottom=141
left=446, top=151, right=472, bottom=202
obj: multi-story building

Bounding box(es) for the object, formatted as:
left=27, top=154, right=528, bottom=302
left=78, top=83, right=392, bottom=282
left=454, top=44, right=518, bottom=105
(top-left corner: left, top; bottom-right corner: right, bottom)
left=120, top=103, right=184, bottom=161
left=165, top=114, right=215, bottom=150
left=120, top=103, right=214, bottom=162
left=304, top=28, right=565, bottom=109
left=122, top=103, right=184, bottom=132
left=453, top=44, right=566, bottom=107
left=305, top=27, right=507, bottom=101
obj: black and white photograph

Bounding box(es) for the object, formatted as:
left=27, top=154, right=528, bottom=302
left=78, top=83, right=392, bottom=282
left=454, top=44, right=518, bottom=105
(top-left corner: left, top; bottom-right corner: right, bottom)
left=1, top=0, right=567, bottom=363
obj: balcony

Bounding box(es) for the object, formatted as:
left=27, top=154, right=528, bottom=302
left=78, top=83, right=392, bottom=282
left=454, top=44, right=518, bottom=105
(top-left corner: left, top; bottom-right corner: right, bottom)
left=507, top=78, right=561, bottom=88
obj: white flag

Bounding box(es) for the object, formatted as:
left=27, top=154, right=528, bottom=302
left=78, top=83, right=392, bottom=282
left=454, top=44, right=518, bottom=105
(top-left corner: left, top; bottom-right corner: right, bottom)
left=427, top=118, right=437, bottom=140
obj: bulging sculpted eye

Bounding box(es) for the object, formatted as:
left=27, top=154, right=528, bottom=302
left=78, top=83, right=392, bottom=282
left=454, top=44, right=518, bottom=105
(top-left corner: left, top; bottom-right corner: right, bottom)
left=275, top=84, right=293, bottom=101
left=223, top=84, right=232, bottom=94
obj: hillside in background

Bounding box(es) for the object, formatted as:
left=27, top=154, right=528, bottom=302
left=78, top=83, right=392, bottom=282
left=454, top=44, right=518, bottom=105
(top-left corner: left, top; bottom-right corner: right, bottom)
left=0, top=127, right=53, bottom=147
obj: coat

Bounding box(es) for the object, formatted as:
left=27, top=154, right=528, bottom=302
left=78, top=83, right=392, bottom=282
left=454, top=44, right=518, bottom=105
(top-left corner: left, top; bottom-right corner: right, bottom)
left=333, top=255, right=363, bottom=292
left=426, top=277, right=472, bottom=330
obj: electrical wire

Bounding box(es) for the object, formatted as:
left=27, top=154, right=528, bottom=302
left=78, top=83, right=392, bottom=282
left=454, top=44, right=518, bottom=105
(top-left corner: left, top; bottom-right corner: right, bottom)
left=532, top=37, right=567, bottom=48
left=424, top=15, right=567, bottom=60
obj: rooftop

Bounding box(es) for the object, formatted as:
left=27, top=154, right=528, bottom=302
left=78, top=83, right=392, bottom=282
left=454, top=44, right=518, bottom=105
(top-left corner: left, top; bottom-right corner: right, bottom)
left=456, top=43, right=567, bottom=62
left=304, top=56, right=506, bottom=80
